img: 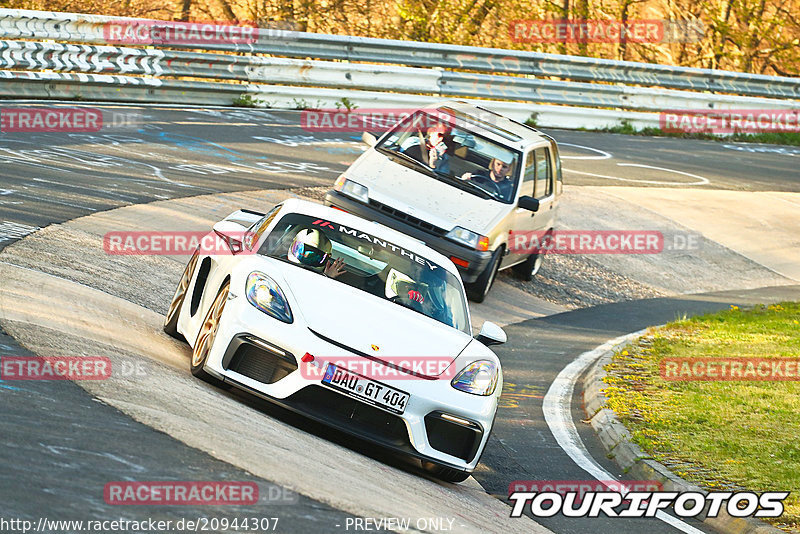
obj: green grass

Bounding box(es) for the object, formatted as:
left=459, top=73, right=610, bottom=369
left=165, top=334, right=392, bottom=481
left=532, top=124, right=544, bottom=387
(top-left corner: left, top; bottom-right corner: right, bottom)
left=232, top=94, right=266, bottom=108
left=590, top=120, right=800, bottom=146
left=604, top=302, right=800, bottom=531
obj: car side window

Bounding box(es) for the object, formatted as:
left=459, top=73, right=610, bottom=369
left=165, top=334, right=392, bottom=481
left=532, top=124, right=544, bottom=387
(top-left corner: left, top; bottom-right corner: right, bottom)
left=551, top=141, right=563, bottom=195
left=534, top=147, right=552, bottom=199
left=245, top=205, right=282, bottom=250
left=519, top=151, right=536, bottom=198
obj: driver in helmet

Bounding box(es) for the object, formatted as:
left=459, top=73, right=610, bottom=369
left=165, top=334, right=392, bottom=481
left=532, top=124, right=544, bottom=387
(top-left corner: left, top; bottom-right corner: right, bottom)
left=287, top=227, right=345, bottom=278
left=458, top=156, right=515, bottom=201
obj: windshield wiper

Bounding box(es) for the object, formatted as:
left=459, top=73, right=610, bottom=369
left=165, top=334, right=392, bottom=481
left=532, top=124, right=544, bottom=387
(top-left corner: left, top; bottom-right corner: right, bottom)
left=375, top=146, right=438, bottom=178
left=439, top=174, right=493, bottom=200
left=376, top=146, right=493, bottom=200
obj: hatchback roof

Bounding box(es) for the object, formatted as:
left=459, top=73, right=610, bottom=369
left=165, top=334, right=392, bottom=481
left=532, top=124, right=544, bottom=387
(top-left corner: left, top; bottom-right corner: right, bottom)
left=422, top=100, right=548, bottom=150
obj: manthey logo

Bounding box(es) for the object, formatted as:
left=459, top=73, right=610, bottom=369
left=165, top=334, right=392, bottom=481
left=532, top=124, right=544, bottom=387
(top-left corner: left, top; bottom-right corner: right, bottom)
left=371, top=344, right=380, bottom=352
left=311, top=219, right=336, bottom=229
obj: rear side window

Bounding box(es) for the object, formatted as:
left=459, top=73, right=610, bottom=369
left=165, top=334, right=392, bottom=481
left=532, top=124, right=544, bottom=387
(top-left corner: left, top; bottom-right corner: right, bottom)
left=551, top=142, right=563, bottom=195
left=534, top=148, right=552, bottom=199
left=520, top=151, right=536, bottom=198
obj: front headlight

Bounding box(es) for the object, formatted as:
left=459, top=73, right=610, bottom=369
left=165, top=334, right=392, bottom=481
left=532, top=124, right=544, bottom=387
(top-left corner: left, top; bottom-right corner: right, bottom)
left=451, top=360, right=498, bottom=396
left=245, top=271, right=293, bottom=323
left=333, top=176, right=369, bottom=204
left=446, top=226, right=489, bottom=251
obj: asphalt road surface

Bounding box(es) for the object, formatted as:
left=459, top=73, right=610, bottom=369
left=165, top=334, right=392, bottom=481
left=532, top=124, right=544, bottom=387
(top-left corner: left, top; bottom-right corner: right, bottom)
left=1, top=102, right=797, bottom=534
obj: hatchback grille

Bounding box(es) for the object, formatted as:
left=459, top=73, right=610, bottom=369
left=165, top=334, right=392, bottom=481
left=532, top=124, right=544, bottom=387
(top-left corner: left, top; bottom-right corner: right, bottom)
left=368, top=199, right=446, bottom=235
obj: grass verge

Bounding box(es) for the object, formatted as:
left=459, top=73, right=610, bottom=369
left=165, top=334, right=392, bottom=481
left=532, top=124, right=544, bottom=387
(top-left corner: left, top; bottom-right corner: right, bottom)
left=604, top=302, right=800, bottom=531
left=586, top=120, right=800, bottom=146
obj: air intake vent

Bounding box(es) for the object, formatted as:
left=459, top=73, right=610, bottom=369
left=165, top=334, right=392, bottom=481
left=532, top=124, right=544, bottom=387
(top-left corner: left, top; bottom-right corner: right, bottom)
left=224, top=335, right=297, bottom=384
left=368, top=200, right=446, bottom=235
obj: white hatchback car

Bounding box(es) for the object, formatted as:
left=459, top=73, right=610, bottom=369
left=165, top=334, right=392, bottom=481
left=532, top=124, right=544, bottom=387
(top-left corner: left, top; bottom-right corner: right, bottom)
left=164, top=199, right=506, bottom=482
left=325, top=101, right=563, bottom=302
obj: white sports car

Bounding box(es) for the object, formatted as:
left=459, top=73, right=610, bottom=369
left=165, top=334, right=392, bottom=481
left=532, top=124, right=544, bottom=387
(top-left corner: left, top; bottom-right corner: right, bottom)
left=164, top=198, right=506, bottom=482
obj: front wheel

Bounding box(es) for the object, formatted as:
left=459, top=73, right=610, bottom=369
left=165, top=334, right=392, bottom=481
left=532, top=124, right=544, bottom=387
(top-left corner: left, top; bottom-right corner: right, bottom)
left=191, top=282, right=230, bottom=388
left=512, top=252, right=544, bottom=282
left=164, top=251, right=199, bottom=341
left=421, top=461, right=471, bottom=483
left=466, top=248, right=502, bottom=303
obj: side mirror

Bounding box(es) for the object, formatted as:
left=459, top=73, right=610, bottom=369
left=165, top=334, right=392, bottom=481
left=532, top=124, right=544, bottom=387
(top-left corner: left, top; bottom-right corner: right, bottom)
left=475, top=321, right=507, bottom=346
left=518, top=196, right=540, bottom=212
left=212, top=220, right=244, bottom=254
left=362, top=131, right=377, bottom=147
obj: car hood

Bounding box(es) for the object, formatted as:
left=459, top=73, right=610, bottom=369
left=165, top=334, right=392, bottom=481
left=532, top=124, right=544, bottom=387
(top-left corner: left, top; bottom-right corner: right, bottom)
left=347, top=151, right=508, bottom=235
left=277, top=263, right=473, bottom=371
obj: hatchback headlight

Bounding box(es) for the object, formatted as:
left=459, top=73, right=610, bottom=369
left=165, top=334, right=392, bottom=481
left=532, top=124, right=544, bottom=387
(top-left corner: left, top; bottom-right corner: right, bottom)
left=333, top=175, right=369, bottom=203
left=245, top=271, right=293, bottom=323
left=451, top=360, right=498, bottom=396
left=446, top=226, right=489, bottom=251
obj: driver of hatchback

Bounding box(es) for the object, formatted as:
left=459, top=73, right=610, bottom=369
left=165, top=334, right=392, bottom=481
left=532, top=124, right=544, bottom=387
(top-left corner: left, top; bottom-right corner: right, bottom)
left=458, top=156, right=515, bottom=201
left=287, top=227, right=345, bottom=278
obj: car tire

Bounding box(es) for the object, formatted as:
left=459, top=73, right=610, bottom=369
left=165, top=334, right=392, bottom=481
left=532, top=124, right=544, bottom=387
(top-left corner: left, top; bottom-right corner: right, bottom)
left=466, top=247, right=502, bottom=303
left=164, top=250, right=199, bottom=341
left=190, top=281, right=230, bottom=388
left=421, top=461, right=471, bottom=483
left=512, top=252, right=543, bottom=282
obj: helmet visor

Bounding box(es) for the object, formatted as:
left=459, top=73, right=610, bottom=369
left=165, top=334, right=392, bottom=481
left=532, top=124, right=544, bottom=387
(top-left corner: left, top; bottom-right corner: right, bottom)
left=290, top=240, right=329, bottom=267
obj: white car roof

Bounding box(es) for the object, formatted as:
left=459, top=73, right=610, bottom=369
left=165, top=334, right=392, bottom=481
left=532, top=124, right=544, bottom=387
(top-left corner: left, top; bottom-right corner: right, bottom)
left=279, top=198, right=462, bottom=276
left=421, top=100, right=549, bottom=152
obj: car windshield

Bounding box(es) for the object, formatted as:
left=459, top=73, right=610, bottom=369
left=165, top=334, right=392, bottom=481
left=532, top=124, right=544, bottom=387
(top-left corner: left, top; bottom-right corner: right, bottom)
left=259, top=213, right=471, bottom=333
left=376, top=110, right=522, bottom=203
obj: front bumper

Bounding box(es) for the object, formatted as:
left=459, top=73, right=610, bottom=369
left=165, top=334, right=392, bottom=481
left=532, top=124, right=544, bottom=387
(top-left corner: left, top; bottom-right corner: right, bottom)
left=201, top=296, right=498, bottom=473
left=324, top=190, right=492, bottom=284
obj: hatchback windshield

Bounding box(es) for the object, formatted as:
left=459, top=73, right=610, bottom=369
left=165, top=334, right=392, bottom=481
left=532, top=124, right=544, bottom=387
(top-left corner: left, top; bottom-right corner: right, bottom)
left=259, top=213, right=471, bottom=333
left=376, top=110, right=521, bottom=203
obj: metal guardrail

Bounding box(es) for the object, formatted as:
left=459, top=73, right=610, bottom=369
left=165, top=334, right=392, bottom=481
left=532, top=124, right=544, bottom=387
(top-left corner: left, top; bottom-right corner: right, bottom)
left=0, top=39, right=795, bottom=114
left=0, top=8, right=797, bottom=133
left=1, top=8, right=799, bottom=100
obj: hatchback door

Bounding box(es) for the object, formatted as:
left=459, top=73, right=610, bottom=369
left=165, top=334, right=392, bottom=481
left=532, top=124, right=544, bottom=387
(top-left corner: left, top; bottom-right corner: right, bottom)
left=504, top=146, right=556, bottom=265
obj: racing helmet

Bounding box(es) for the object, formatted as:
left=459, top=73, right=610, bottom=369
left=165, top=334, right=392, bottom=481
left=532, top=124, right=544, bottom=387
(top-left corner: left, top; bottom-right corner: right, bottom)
left=287, top=228, right=332, bottom=267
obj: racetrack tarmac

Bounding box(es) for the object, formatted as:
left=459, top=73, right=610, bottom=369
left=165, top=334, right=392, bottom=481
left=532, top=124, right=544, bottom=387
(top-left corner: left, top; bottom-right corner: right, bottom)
left=2, top=102, right=799, bottom=533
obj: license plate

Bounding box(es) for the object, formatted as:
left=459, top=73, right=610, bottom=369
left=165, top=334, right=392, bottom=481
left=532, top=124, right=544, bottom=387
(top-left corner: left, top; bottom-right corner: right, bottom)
left=322, top=363, right=409, bottom=414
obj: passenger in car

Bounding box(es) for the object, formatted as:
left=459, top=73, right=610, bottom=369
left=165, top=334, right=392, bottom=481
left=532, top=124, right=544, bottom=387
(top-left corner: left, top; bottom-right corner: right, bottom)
left=426, top=123, right=451, bottom=173
left=458, top=156, right=515, bottom=201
